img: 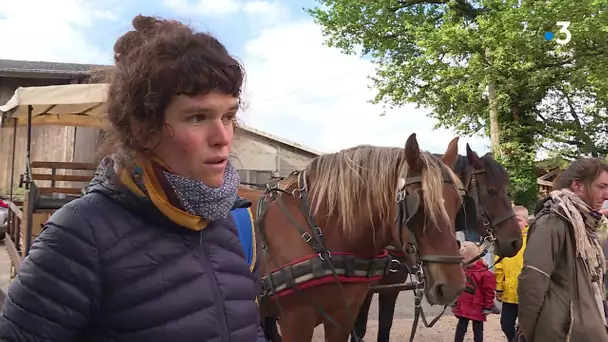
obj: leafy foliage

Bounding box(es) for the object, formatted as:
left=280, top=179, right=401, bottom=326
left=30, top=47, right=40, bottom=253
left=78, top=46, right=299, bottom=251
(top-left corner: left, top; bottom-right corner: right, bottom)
left=308, top=0, right=608, bottom=206
left=538, top=88, right=608, bottom=158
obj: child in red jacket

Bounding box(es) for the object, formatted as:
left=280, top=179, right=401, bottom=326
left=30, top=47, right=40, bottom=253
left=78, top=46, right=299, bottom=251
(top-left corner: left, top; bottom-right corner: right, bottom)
left=453, top=241, right=497, bottom=342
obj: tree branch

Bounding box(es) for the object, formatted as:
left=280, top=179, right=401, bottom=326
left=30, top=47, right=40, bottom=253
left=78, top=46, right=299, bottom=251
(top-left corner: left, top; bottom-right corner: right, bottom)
left=393, top=0, right=483, bottom=19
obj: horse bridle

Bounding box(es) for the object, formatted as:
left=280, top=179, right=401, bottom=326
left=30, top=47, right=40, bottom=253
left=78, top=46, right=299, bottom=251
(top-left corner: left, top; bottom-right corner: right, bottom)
left=386, top=166, right=516, bottom=342
left=461, top=168, right=516, bottom=267
left=395, top=174, right=466, bottom=268
left=394, top=171, right=478, bottom=342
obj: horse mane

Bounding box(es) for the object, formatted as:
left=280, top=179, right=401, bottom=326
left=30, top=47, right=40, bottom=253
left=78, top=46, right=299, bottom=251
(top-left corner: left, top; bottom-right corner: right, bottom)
left=280, top=145, right=462, bottom=238
left=453, top=153, right=509, bottom=187
left=420, top=154, right=463, bottom=231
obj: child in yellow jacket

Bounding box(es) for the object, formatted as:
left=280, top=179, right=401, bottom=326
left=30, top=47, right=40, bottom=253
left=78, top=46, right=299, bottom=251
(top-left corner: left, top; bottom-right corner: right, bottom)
left=495, top=205, right=528, bottom=342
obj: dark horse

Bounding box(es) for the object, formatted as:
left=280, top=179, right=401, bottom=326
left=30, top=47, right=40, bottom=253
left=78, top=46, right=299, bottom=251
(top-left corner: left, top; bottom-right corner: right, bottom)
left=352, top=138, right=523, bottom=342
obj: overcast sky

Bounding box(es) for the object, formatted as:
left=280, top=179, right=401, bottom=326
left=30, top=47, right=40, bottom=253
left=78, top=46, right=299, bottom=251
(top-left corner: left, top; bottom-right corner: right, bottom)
left=0, top=0, right=492, bottom=155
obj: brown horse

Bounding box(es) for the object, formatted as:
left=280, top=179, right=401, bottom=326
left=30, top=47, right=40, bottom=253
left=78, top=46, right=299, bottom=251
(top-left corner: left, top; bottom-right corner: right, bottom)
left=352, top=138, right=522, bottom=342
left=239, top=133, right=467, bottom=341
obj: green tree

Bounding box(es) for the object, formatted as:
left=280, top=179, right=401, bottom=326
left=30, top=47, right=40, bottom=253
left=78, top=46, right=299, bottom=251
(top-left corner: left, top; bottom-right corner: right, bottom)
left=307, top=0, right=608, bottom=207
left=538, top=87, right=608, bottom=158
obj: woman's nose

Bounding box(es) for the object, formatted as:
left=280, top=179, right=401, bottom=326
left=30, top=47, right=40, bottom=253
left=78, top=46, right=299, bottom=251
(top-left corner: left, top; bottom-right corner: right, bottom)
left=209, top=119, right=231, bottom=146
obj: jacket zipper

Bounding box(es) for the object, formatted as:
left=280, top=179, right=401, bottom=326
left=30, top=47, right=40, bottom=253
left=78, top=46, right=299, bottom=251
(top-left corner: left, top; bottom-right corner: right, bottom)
left=566, top=300, right=574, bottom=342
left=198, top=229, right=230, bottom=342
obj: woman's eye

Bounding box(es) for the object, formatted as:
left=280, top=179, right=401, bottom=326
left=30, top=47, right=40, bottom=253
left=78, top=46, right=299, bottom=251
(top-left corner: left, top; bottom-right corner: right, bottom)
left=189, top=114, right=206, bottom=122
left=222, top=114, right=236, bottom=124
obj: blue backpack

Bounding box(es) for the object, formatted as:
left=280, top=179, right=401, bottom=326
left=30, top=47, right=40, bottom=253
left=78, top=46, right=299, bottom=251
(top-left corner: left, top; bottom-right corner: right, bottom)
left=230, top=206, right=256, bottom=271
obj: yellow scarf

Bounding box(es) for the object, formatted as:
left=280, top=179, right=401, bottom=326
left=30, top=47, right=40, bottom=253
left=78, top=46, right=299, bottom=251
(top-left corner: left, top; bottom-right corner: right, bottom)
left=119, top=158, right=208, bottom=231
left=120, top=158, right=259, bottom=305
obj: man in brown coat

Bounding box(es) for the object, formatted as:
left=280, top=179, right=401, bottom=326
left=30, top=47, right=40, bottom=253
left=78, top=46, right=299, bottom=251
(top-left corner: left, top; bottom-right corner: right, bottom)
left=518, top=158, right=608, bottom=342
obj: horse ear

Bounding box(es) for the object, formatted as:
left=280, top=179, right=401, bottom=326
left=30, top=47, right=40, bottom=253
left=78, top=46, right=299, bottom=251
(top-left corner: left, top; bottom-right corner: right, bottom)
left=466, top=143, right=483, bottom=168
left=405, top=133, right=422, bottom=171
left=442, top=137, right=459, bottom=166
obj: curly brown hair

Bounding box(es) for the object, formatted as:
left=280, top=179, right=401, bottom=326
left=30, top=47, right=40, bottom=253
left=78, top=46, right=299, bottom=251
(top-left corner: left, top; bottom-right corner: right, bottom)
left=100, top=15, right=244, bottom=164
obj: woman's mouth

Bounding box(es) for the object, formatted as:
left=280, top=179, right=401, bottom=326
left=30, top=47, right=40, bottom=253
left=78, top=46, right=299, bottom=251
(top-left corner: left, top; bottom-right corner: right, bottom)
left=204, top=157, right=228, bottom=169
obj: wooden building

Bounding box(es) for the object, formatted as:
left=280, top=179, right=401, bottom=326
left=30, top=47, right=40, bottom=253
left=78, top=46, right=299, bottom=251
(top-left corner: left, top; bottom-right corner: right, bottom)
left=535, top=157, right=568, bottom=197
left=0, top=59, right=321, bottom=194
left=233, top=124, right=321, bottom=184
left=0, top=59, right=105, bottom=194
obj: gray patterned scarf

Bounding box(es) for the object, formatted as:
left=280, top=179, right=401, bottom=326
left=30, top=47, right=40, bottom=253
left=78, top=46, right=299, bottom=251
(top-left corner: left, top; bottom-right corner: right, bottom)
left=550, top=188, right=607, bottom=326
left=163, top=160, right=240, bottom=222
left=550, top=189, right=605, bottom=279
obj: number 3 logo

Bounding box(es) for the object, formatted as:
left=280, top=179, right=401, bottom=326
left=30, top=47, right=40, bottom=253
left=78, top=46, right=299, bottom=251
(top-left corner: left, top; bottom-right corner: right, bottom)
left=556, top=21, right=572, bottom=45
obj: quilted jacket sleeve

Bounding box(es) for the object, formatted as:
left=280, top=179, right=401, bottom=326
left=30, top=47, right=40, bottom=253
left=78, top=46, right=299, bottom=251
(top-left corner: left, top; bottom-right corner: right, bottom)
left=0, top=202, right=101, bottom=342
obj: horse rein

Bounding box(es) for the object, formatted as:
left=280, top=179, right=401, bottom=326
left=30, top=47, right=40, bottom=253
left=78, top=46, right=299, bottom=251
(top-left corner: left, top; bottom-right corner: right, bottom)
left=395, top=174, right=465, bottom=266
left=394, top=172, right=468, bottom=342
left=395, top=166, right=516, bottom=341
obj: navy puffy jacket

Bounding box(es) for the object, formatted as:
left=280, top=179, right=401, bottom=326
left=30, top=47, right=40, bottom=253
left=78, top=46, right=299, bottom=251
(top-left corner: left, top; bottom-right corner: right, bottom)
left=0, top=158, right=265, bottom=342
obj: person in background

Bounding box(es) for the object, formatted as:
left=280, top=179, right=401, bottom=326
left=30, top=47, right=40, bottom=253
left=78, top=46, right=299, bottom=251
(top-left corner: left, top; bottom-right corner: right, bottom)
left=453, top=241, right=498, bottom=342
left=518, top=158, right=608, bottom=341
left=0, top=15, right=265, bottom=342
left=495, top=205, right=529, bottom=342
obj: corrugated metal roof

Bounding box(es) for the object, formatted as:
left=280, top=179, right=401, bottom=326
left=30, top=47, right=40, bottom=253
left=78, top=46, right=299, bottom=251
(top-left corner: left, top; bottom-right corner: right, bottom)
left=238, top=123, right=323, bottom=156
left=0, top=59, right=107, bottom=76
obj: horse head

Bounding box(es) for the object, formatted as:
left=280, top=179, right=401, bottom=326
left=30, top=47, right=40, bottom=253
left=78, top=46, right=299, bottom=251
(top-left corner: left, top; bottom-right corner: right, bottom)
left=393, top=133, right=466, bottom=305
left=453, top=144, right=522, bottom=258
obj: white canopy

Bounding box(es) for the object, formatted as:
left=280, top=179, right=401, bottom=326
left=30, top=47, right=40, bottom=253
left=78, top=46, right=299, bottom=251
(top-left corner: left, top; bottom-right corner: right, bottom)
left=0, top=83, right=109, bottom=128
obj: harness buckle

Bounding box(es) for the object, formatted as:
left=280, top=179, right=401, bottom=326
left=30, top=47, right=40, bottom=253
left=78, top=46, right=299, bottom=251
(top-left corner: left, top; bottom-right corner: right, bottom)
left=301, top=232, right=313, bottom=243
left=389, top=259, right=402, bottom=273
left=414, top=293, right=423, bottom=307
left=396, top=190, right=406, bottom=203
left=318, top=250, right=332, bottom=261
left=407, top=243, right=418, bottom=256
left=291, top=188, right=303, bottom=199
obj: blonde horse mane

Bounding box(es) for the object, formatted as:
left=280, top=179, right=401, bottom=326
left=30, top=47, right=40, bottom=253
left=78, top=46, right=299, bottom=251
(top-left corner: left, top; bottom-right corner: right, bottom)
left=279, top=145, right=463, bottom=238
left=418, top=153, right=464, bottom=231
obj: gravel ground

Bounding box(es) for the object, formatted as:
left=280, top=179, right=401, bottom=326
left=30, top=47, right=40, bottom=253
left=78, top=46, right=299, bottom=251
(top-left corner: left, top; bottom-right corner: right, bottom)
left=312, top=315, right=503, bottom=341
left=310, top=292, right=506, bottom=341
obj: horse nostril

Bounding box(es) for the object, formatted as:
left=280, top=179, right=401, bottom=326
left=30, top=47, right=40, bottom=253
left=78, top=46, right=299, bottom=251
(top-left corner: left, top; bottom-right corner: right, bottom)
left=510, top=238, right=522, bottom=253
left=433, top=283, right=445, bottom=300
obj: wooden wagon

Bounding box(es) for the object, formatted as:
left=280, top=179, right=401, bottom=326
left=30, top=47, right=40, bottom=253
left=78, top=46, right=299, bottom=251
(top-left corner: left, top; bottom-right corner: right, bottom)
left=0, top=84, right=107, bottom=278
left=535, top=157, right=568, bottom=198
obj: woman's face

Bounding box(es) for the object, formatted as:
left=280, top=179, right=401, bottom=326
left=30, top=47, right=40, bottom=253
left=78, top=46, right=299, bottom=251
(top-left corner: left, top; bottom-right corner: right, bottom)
left=151, top=91, right=238, bottom=188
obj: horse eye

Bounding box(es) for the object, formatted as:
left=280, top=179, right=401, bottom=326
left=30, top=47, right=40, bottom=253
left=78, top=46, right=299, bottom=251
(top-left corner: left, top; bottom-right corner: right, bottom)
left=487, top=189, right=498, bottom=196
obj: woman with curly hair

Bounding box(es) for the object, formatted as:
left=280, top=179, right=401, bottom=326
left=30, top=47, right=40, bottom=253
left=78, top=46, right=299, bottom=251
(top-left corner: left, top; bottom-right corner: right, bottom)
left=0, top=15, right=266, bottom=342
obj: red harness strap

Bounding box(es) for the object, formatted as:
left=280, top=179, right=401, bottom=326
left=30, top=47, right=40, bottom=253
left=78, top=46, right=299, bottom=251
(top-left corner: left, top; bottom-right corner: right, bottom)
left=262, top=250, right=391, bottom=299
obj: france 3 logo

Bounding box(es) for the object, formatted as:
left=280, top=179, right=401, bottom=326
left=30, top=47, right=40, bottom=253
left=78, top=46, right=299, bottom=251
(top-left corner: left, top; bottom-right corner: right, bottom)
left=544, top=21, right=572, bottom=45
